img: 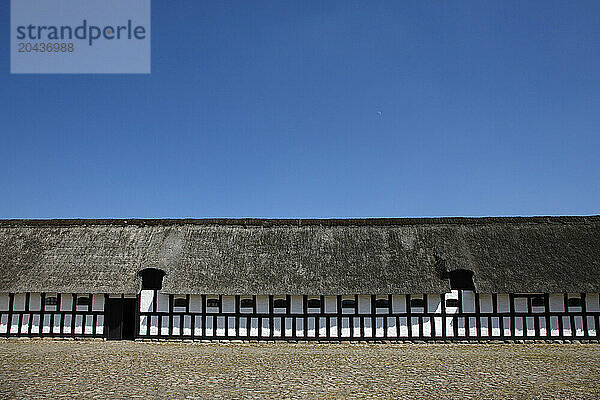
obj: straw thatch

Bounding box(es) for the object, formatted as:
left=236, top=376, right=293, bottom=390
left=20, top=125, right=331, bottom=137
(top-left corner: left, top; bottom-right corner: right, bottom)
left=0, top=216, right=598, bottom=295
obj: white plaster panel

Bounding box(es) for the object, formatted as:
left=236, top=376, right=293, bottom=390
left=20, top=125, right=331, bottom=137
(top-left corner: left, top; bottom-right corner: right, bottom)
left=139, top=316, right=148, bottom=335
left=237, top=317, right=247, bottom=336
left=526, top=317, right=535, bottom=336
left=161, top=316, right=169, bottom=335
left=140, top=290, right=153, bottom=312
left=261, top=318, right=270, bottom=337
left=457, top=317, right=465, bottom=336
left=538, top=317, right=547, bottom=336
left=31, top=314, right=40, bottom=334
left=227, top=316, right=235, bottom=336
left=445, top=317, right=454, bottom=337
left=60, top=295, right=73, bottom=312
left=95, top=315, right=104, bottom=335
left=273, top=317, right=282, bottom=337
left=392, top=295, right=406, bottom=313
left=172, top=316, right=181, bottom=335
left=189, top=295, right=203, bottom=313
left=340, top=317, right=351, bottom=337
left=75, top=315, right=83, bottom=334
left=574, top=316, right=584, bottom=336
left=92, top=294, right=104, bottom=311
left=194, top=316, right=203, bottom=336
left=324, top=296, right=337, bottom=313
left=399, top=317, right=408, bottom=337
left=587, top=316, right=596, bottom=336
left=352, top=317, right=361, bottom=337
left=550, top=316, right=560, bottom=336
left=307, top=317, right=315, bottom=337
left=480, top=317, right=489, bottom=336
left=319, top=317, right=327, bottom=337
left=329, top=317, right=338, bottom=337
left=422, top=317, right=431, bottom=337
left=434, top=317, right=443, bottom=337
left=549, top=294, right=564, bottom=312
left=468, top=317, right=477, bottom=337
left=427, top=295, right=441, bottom=314
left=562, top=316, right=572, bottom=336
left=220, top=296, right=235, bottom=313
left=205, top=316, right=214, bottom=336
left=514, top=317, right=524, bottom=336
left=0, top=314, right=7, bottom=333
left=42, top=314, right=51, bottom=333
left=462, top=291, right=476, bottom=313
left=52, top=314, right=61, bottom=333
left=62, top=315, right=71, bottom=334
left=514, top=298, right=527, bottom=313
left=586, top=294, right=600, bottom=312
left=256, top=296, right=269, bottom=314
left=29, top=294, right=41, bottom=311
left=375, top=317, right=384, bottom=337
left=358, top=295, right=371, bottom=314
left=150, top=316, right=158, bottom=335
left=497, top=294, right=510, bottom=313
left=411, top=317, right=420, bottom=337
left=387, top=317, right=398, bottom=337
left=85, top=315, right=93, bottom=334
left=14, top=293, right=27, bottom=311
left=290, top=296, right=303, bottom=314
left=249, top=318, right=258, bottom=337
left=0, top=294, right=9, bottom=311
left=216, top=316, right=226, bottom=336
left=479, top=294, right=493, bottom=313
left=491, top=317, right=500, bottom=336
left=157, top=292, right=169, bottom=313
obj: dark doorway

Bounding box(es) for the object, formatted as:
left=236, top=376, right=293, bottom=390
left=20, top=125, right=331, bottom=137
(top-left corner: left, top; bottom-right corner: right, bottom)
left=106, top=298, right=137, bottom=340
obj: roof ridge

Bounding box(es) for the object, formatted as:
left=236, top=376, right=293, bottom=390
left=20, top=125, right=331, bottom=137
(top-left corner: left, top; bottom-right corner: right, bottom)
left=0, top=215, right=599, bottom=227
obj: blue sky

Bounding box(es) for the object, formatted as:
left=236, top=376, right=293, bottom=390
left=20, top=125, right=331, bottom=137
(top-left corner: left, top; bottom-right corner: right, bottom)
left=1, top=1, right=599, bottom=218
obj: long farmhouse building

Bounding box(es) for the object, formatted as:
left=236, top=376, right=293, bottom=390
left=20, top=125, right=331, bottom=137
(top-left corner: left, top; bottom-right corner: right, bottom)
left=1, top=217, right=599, bottom=341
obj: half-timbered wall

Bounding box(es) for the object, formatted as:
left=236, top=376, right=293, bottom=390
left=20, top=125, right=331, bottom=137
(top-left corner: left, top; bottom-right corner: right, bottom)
left=2, top=291, right=599, bottom=340
left=0, top=293, right=105, bottom=337
left=137, top=290, right=600, bottom=341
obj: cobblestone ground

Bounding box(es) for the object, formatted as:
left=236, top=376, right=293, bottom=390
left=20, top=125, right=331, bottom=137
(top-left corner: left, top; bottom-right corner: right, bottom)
left=1, top=340, right=600, bottom=399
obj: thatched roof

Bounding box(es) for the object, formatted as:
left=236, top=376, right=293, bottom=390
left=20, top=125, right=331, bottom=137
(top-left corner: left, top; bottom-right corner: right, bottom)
left=0, top=216, right=598, bottom=295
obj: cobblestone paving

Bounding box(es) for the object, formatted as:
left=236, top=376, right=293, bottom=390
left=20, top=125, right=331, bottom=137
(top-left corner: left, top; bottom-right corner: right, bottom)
left=1, top=340, right=600, bottom=399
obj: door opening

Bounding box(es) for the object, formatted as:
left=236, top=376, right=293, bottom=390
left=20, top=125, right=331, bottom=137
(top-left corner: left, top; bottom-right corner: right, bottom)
left=106, top=297, right=137, bottom=340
